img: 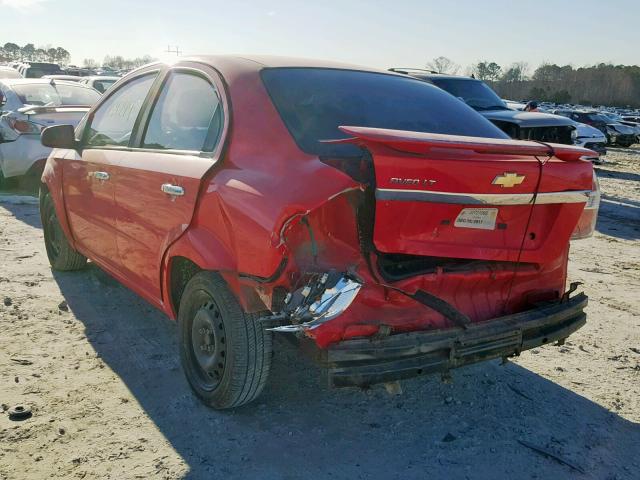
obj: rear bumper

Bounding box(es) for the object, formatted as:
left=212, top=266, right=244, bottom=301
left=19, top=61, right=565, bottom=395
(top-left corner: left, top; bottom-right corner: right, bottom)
left=323, top=293, right=587, bottom=388
left=0, top=135, right=50, bottom=178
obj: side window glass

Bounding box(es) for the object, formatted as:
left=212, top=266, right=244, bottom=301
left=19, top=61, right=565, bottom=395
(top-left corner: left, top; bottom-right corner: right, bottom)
left=142, top=72, right=222, bottom=152
left=85, top=74, right=156, bottom=147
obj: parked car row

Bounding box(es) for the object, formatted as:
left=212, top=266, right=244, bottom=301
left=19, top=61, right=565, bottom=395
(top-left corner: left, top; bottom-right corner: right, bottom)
left=1, top=61, right=124, bottom=81
left=0, top=79, right=100, bottom=185
left=37, top=55, right=598, bottom=409
left=552, top=109, right=638, bottom=148
left=506, top=99, right=640, bottom=149
left=390, top=69, right=610, bottom=162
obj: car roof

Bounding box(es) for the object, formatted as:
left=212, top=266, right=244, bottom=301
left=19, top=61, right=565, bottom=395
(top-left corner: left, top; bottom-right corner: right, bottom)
left=137, top=54, right=402, bottom=79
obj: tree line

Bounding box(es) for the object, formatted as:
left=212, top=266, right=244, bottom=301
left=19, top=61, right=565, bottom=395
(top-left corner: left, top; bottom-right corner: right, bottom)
left=1, top=42, right=70, bottom=64
left=83, top=55, right=157, bottom=70
left=1, top=41, right=156, bottom=71
left=426, top=56, right=640, bottom=107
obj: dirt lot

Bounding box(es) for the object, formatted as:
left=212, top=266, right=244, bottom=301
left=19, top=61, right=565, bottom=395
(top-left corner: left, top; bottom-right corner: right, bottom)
left=1, top=149, right=639, bottom=480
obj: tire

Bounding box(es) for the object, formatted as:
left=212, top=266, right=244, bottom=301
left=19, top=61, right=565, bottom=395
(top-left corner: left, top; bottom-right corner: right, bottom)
left=0, top=170, right=16, bottom=190
left=40, top=190, right=87, bottom=271
left=178, top=271, right=272, bottom=409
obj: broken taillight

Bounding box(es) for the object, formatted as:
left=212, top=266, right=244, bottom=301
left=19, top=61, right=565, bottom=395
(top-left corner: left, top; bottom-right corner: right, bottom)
left=6, top=116, right=44, bottom=135
left=571, top=172, right=600, bottom=240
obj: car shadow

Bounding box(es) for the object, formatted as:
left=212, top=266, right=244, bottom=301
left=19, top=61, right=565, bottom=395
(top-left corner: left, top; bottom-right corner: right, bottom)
left=52, top=265, right=640, bottom=479
left=596, top=194, right=640, bottom=241
left=0, top=180, right=41, bottom=228
left=596, top=166, right=640, bottom=183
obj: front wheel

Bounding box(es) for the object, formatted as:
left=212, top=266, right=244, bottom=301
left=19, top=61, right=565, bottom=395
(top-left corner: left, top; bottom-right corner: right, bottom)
left=40, top=190, right=87, bottom=271
left=178, top=272, right=272, bottom=409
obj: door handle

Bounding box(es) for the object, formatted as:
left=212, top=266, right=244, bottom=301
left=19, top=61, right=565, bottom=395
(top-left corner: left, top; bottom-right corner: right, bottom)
left=92, top=171, right=110, bottom=181
left=161, top=183, right=184, bottom=197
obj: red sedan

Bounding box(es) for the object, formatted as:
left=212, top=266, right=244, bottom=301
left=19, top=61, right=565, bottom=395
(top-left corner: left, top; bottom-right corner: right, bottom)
left=39, top=56, right=599, bottom=409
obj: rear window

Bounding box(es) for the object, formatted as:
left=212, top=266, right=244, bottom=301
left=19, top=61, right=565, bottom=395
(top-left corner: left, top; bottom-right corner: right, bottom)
left=261, top=68, right=507, bottom=156
left=13, top=83, right=100, bottom=107
left=25, top=64, right=63, bottom=78
left=93, top=79, right=116, bottom=93
left=429, top=78, right=507, bottom=111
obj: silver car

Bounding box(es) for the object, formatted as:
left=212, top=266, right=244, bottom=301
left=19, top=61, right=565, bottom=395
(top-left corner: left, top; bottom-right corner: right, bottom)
left=0, top=79, right=100, bottom=184
left=78, top=75, right=120, bottom=94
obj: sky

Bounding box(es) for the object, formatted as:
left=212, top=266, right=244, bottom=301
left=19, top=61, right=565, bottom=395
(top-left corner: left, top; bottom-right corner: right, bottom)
left=2, top=0, right=639, bottom=71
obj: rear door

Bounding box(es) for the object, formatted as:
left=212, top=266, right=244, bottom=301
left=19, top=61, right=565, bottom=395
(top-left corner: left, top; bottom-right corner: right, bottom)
left=110, top=65, right=227, bottom=304
left=62, top=73, right=158, bottom=268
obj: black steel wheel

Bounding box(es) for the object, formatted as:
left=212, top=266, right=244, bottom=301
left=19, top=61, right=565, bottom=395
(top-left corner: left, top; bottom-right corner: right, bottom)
left=178, top=272, right=272, bottom=409
left=190, top=300, right=227, bottom=390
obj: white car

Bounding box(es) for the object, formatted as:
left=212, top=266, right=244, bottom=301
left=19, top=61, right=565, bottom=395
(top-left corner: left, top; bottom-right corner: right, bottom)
left=0, top=79, right=100, bottom=184
left=573, top=122, right=607, bottom=163
left=78, top=75, right=120, bottom=94
left=0, top=66, right=21, bottom=79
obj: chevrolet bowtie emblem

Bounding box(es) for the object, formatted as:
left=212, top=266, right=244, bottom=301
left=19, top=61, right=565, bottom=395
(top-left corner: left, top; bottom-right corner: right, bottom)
left=492, top=172, right=525, bottom=188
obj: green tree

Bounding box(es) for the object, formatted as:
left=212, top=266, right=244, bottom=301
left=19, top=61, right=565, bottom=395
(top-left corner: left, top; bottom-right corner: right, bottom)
left=55, top=47, right=70, bottom=65
left=3, top=43, right=20, bottom=61
left=21, top=43, right=36, bottom=61
left=35, top=48, right=47, bottom=61
left=47, top=48, right=58, bottom=62
left=472, top=61, right=502, bottom=81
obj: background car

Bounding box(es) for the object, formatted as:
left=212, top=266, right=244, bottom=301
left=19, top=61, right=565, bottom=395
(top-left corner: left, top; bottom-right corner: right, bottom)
left=573, top=122, right=607, bottom=162
left=0, top=79, right=99, bottom=185
left=78, top=75, right=120, bottom=94
left=600, top=112, right=640, bottom=140
left=391, top=69, right=577, bottom=145
left=16, top=62, right=64, bottom=78
left=0, top=66, right=22, bottom=79
left=42, top=74, right=83, bottom=83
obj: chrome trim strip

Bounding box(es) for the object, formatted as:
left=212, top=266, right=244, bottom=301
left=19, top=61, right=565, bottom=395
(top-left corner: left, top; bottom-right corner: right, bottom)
left=375, top=188, right=590, bottom=206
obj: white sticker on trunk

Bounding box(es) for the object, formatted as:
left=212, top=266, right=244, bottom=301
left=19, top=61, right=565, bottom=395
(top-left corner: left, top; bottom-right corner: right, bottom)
left=454, top=208, right=498, bottom=230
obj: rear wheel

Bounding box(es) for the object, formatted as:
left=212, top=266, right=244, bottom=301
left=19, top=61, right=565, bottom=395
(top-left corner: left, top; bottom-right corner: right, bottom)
left=178, top=272, right=272, bottom=409
left=40, top=190, right=87, bottom=271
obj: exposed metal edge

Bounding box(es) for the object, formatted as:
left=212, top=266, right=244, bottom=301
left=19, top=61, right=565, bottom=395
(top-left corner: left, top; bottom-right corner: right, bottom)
left=375, top=188, right=590, bottom=206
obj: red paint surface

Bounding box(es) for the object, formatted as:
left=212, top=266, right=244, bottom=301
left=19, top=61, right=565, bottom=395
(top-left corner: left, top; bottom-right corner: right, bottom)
left=42, top=56, right=594, bottom=350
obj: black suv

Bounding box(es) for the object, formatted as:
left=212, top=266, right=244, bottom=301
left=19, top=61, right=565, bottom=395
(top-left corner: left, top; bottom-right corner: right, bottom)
left=391, top=69, right=576, bottom=145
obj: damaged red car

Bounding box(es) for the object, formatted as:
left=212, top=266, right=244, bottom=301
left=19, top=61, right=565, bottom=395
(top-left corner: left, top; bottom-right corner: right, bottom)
left=39, top=56, right=599, bottom=409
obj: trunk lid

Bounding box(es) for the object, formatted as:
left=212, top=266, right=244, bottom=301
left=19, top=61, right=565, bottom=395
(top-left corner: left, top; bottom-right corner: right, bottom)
left=334, top=126, right=594, bottom=264
left=17, top=105, right=90, bottom=128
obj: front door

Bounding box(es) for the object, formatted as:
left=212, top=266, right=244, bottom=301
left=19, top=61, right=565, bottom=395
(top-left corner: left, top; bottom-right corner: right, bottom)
left=111, top=67, right=227, bottom=304
left=62, top=73, right=159, bottom=269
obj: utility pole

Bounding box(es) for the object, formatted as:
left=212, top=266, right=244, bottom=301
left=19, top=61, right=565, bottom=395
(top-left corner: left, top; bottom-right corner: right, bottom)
left=165, top=45, right=182, bottom=56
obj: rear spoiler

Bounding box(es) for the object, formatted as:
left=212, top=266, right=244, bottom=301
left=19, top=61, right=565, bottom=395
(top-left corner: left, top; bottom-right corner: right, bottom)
left=17, top=105, right=91, bottom=115
left=327, top=126, right=596, bottom=162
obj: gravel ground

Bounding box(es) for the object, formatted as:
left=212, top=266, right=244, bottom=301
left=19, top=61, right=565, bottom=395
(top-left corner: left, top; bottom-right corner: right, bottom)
left=0, top=149, right=639, bottom=480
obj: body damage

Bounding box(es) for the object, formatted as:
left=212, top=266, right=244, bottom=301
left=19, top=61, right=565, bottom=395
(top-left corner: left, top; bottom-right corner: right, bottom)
left=188, top=128, right=591, bottom=349
left=41, top=57, right=594, bottom=355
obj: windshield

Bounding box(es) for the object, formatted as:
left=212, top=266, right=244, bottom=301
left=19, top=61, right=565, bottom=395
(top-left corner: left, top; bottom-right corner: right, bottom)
left=13, top=83, right=101, bottom=107
left=429, top=78, right=507, bottom=111
left=588, top=113, right=613, bottom=124
left=261, top=68, right=507, bottom=156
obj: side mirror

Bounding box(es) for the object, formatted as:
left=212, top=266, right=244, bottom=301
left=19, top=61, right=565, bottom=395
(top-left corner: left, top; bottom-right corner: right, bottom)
left=41, top=124, right=77, bottom=149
